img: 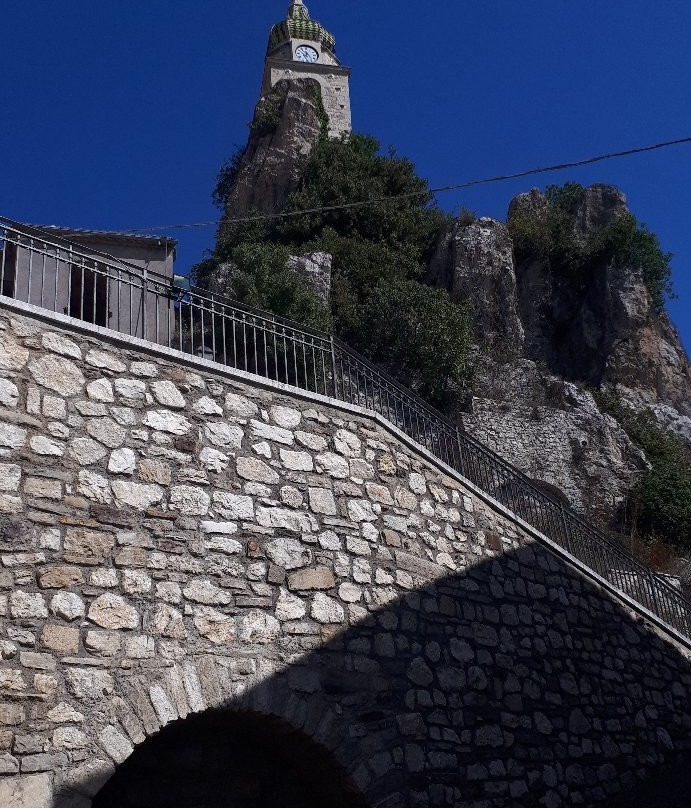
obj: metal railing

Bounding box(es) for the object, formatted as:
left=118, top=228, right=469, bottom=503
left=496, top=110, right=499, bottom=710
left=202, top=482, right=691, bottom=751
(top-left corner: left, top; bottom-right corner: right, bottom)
left=1, top=216, right=690, bottom=642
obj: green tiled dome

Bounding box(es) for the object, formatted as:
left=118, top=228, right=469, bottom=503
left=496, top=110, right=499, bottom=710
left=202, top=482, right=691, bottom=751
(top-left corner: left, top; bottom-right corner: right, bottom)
left=268, top=1, right=337, bottom=55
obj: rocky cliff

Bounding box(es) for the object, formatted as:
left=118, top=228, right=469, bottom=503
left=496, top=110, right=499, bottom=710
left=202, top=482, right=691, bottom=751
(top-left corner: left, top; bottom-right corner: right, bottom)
left=427, top=184, right=690, bottom=526
left=509, top=185, right=691, bottom=425
left=216, top=84, right=689, bottom=534
left=224, top=78, right=324, bottom=217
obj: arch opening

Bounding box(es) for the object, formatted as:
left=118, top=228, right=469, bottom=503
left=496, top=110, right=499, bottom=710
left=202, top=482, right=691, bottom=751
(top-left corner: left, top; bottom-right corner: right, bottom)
left=91, top=709, right=368, bottom=808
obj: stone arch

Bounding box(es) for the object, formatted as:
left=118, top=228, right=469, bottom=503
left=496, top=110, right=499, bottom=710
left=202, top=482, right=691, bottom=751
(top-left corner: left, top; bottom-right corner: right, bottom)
left=90, top=708, right=369, bottom=808
left=52, top=657, right=367, bottom=808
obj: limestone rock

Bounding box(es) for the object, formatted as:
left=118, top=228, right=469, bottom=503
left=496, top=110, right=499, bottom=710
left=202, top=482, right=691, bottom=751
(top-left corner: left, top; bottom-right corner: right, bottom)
left=199, top=447, right=229, bottom=473
left=150, top=604, right=187, bottom=640
left=287, top=566, right=335, bottom=591
left=114, top=378, right=147, bottom=401
left=286, top=252, right=332, bottom=303
left=265, top=537, right=312, bottom=570
left=29, top=436, right=63, bottom=456
left=9, top=591, right=47, bottom=619
left=69, top=437, right=108, bottom=466
left=0, top=463, right=21, bottom=492
left=193, top=396, right=222, bottom=416
left=87, top=378, right=114, bottom=402
left=236, top=456, right=280, bottom=484
left=222, top=79, right=324, bottom=218
left=108, top=448, right=136, bottom=475
left=271, top=405, right=302, bottom=429
left=38, top=566, right=84, bottom=590
left=238, top=610, right=280, bottom=644
left=0, top=773, right=52, bottom=808
left=308, top=487, right=337, bottom=515
left=88, top=594, right=140, bottom=630
left=47, top=703, right=85, bottom=723
left=0, top=379, right=19, bottom=408
left=139, top=459, right=172, bottom=485
left=151, top=380, right=186, bottom=409
left=279, top=449, right=313, bottom=471
left=86, top=349, right=126, bottom=372
left=509, top=184, right=691, bottom=417
left=65, top=667, right=114, bottom=700
left=193, top=606, right=235, bottom=645
left=77, top=470, right=112, bottom=503
left=225, top=392, right=258, bottom=418
left=275, top=589, right=306, bottom=621
left=428, top=215, right=524, bottom=357
left=50, top=592, right=85, bottom=622
left=0, top=423, right=27, bottom=449
left=0, top=332, right=29, bottom=370
left=169, top=486, right=210, bottom=516
left=310, top=592, right=344, bottom=624
left=143, top=410, right=191, bottom=435
left=29, top=355, right=84, bottom=396
left=42, top=332, right=81, bottom=359
left=204, top=422, right=243, bottom=449
left=212, top=492, right=254, bottom=520
left=63, top=526, right=114, bottom=565
left=112, top=480, right=163, bottom=511
left=182, top=579, right=232, bottom=606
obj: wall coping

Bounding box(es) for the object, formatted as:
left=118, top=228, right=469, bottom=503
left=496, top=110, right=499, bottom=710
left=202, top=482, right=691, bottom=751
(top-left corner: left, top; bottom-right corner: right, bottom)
left=2, top=293, right=689, bottom=654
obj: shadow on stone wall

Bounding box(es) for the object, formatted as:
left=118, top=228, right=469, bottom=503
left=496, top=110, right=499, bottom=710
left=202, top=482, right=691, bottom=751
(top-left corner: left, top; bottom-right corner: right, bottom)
left=54, top=542, right=691, bottom=808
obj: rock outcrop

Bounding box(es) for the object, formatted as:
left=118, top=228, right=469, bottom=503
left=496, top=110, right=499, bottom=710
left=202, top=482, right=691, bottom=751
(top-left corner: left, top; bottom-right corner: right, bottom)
left=510, top=184, right=691, bottom=420
left=224, top=78, right=324, bottom=217
left=464, top=355, right=646, bottom=523
left=286, top=252, right=332, bottom=303
left=429, top=183, right=690, bottom=523
left=427, top=217, right=524, bottom=358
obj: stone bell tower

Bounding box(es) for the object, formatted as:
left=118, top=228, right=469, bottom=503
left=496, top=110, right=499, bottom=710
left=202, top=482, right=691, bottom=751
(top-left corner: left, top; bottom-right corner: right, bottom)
left=262, top=0, right=352, bottom=137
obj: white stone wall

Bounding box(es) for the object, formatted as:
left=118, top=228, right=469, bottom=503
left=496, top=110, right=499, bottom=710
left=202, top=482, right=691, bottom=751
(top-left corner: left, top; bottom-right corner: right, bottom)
left=0, top=307, right=690, bottom=808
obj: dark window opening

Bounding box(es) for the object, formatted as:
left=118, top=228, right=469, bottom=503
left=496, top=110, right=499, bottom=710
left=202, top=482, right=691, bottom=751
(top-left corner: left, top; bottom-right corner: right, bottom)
left=68, top=264, right=108, bottom=327
left=0, top=243, right=17, bottom=297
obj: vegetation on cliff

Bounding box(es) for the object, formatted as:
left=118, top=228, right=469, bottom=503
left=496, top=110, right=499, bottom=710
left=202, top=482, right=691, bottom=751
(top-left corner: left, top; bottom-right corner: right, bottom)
left=594, top=391, right=691, bottom=555
left=198, top=133, right=470, bottom=407
left=508, top=182, right=674, bottom=310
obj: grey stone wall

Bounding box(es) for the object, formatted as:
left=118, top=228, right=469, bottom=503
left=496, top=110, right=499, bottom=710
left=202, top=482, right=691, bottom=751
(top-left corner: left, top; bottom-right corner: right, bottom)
left=0, top=306, right=690, bottom=808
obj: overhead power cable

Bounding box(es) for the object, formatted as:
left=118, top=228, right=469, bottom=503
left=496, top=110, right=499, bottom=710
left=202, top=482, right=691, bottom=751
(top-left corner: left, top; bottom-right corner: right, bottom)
left=122, top=135, right=691, bottom=234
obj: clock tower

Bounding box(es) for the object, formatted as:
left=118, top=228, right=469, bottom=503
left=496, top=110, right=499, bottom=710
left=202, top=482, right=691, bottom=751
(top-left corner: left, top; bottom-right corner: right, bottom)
left=262, top=0, right=352, bottom=137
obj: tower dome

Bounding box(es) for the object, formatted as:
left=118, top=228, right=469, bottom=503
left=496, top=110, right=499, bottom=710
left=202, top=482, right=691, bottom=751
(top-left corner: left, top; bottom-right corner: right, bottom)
left=268, top=0, right=337, bottom=57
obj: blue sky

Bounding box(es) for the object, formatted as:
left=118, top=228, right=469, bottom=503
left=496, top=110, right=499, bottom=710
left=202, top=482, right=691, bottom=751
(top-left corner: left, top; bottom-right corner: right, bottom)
left=1, top=0, right=689, bottom=349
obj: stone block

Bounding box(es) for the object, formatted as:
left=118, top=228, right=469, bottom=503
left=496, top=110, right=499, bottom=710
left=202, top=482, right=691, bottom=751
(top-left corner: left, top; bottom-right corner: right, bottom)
left=88, top=594, right=140, bottom=630
left=38, top=566, right=84, bottom=590
left=41, top=625, right=79, bottom=654
left=287, top=566, right=335, bottom=592
left=0, top=773, right=52, bottom=808
left=63, top=527, right=114, bottom=566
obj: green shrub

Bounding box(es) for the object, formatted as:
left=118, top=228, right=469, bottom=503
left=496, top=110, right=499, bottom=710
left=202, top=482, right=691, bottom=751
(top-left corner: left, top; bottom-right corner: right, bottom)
left=212, top=146, right=245, bottom=211
left=356, top=279, right=471, bottom=407
left=197, top=132, right=470, bottom=409
left=508, top=183, right=674, bottom=308
left=588, top=213, right=674, bottom=311
left=249, top=84, right=288, bottom=136
left=594, top=391, right=691, bottom=552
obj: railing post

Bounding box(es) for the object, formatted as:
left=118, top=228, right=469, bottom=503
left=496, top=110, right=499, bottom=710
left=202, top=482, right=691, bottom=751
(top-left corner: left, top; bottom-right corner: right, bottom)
left=648, top=569, right=661, bottom=616
left=142, top=267, right=148, bottom=341
left=455, top=426, right=466, bottom=478
left=330, top=337, right=339, bottom=399
left=560, top=503, right=574, bottom=556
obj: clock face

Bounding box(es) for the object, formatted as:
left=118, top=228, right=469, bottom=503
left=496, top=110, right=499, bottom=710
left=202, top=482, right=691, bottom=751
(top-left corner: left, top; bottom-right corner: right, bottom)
left=295, top=45, right=318, bottom=63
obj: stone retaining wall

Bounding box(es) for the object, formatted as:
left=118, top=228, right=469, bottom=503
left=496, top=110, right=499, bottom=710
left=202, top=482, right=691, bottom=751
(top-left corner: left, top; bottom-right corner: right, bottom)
left=0, top=306, right=690, bottom=808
